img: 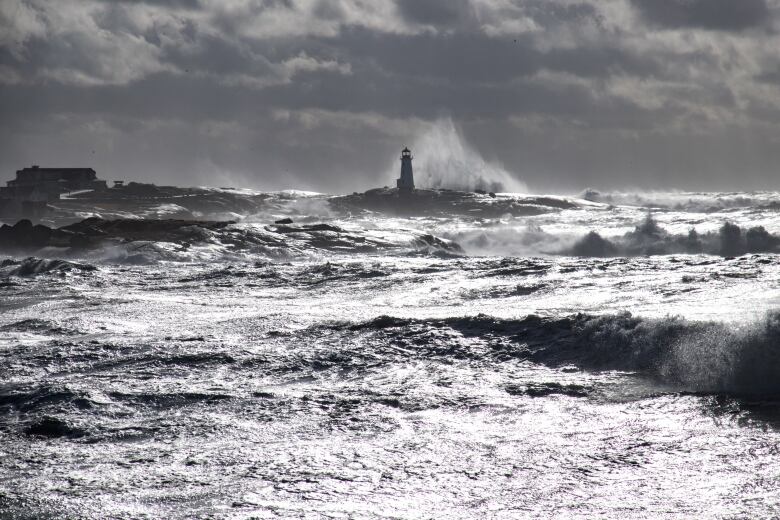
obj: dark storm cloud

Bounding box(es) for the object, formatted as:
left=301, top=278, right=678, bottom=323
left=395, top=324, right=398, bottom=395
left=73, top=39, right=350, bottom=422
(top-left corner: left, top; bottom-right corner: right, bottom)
left=94, top=0, right=204, bottom=7
left=161, top=33, right=277, bottom=77
left=327, top=28, right=663, bottom=83
left=395, top=0, right=473, bottom=28
left=631, top=0, right=771, bottom=31
left=756, top=69, right=780, bottom=84
left=2, top=0, right=780, bottom=192
left=523, top=2, right=600, bottom=24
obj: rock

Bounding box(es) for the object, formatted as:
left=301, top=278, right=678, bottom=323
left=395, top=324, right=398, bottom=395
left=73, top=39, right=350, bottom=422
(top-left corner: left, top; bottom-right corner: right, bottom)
left=274, top=218, right=294, bottom=224
left=329, top=188, right=577, bottom=218
left=0, top=217, right=236, bottom=254
left=271, top=223, right=343, bottom=234
left=0, top=224, right=13, bottom=247
left=13, top=219, right=33, bottom=232
left=61, top=218, right=235, bottom=242
left=69, top=233, right=93, bottom=249
left=0, top=220, right=37, bottom=250
left=29, top=224, right=53, bottom=247
left=61, top=183, right=270, bottom=219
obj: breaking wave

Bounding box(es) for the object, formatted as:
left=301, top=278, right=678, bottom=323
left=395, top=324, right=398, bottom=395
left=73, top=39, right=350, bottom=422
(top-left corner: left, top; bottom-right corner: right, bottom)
left=0, top=257, right=97, bottom=277
left=0, top=219, right=465, bottom=264
left=410, top=118, right=527, bottom=193
left=567, top=214, right=780, bottom=257
left=323, top=312, right=780, bottom=396
left=581, top=189, right=780, bottom=213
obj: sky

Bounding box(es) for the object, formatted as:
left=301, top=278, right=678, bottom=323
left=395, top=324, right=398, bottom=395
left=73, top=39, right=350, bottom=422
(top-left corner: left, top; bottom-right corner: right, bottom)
left=2, top=0, right=780, bottom=193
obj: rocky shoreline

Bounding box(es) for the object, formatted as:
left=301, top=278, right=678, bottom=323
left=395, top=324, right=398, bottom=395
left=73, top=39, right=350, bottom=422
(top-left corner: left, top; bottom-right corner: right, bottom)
left=0, top=217, right=235, bottom=254
left=329, top=187, right=579, bottom=218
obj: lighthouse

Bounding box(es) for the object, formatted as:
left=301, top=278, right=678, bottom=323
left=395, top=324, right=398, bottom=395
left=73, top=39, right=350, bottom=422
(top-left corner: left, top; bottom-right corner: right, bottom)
left=396, top=147, right=415, bottom=192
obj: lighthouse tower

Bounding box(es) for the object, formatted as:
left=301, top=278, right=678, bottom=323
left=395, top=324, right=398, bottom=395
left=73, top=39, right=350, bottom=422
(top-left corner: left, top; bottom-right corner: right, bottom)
left=397, top=147, right=415, bottom=192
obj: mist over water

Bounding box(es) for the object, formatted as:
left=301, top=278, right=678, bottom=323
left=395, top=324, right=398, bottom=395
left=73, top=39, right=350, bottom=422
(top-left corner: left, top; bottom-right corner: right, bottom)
left=408, top=119, right=527, bottom=193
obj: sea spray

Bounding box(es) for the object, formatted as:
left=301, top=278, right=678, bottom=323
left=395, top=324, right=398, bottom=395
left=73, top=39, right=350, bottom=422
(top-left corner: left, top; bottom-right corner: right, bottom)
left=408, top=119, right=527, bottom=193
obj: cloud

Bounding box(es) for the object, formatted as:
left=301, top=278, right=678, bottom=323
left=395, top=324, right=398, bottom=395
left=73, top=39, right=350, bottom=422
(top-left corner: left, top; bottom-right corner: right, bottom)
left=0, top=0, right=176, bottom=85
left=630, top=0, right=771, bottom=31
left=2, top=0, right=780, bottom=192
left=395, top=0, right=474, bottom=29
left=94, top=0, right=204, bottom=7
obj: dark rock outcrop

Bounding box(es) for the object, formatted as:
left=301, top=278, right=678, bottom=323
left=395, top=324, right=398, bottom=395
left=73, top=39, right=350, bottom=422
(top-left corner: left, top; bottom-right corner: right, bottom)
left=58, top=183, right=270, bottom=221
left=61, top=217, right=234, bottom=243
left=0, top=217, right=235, bottom=254
left=329, top=188, right=578, bottom=218
left=0, top=219, right=77, bottom=250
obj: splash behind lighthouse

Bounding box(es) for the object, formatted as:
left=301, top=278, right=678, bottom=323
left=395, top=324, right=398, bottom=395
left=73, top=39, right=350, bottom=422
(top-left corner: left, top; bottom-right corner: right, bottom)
left=397, top=147, right=415, bottom=192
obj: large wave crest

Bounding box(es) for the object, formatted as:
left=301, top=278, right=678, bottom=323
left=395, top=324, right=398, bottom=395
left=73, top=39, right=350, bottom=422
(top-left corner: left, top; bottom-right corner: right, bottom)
left=332, top=312, right=780, bottom=396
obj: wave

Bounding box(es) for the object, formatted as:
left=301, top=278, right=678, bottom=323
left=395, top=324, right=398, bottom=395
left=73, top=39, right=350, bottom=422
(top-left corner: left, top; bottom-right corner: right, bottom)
left=321, top=312, right=780, bottom=396
left=408, top=118, right=527, bottom=193
left=0, top=318, right=81, bottom=335
left=0, top=218, right=464, bottom=262
left=567, top=214, right=780, bottom=257
left=581, top=189, right=780, bottom=213
left=0, top=385, right=96, bottom=414
left=0, top=257, right=97, bottom=277
left=105, top=391, right=233, bottom=408
left=444, top=224, right=573, bottom=257
left=24, top=416, right=87, bottom=438
left=0, top=384, right=232, bottom=438
left=437, top=212, right=780, bottom=258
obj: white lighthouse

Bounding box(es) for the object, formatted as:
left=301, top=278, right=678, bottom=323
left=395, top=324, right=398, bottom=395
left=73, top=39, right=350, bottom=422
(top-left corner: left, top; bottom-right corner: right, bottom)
left=396, top=147, right=415, bottom=192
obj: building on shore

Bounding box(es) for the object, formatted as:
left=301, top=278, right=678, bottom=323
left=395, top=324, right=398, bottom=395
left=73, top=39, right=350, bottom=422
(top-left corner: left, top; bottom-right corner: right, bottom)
left=0, top=165, right=108, bottom=218
left=396, top=147, right=415, bottom=192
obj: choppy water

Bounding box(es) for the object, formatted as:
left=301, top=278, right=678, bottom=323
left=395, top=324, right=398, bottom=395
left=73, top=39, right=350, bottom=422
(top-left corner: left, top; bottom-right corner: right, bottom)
left=2, top=190, right=780, bottom=518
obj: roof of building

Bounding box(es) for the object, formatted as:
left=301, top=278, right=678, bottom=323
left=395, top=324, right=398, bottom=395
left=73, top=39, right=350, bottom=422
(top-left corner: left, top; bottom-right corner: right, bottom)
left=17, top=166, right=96, bottom=172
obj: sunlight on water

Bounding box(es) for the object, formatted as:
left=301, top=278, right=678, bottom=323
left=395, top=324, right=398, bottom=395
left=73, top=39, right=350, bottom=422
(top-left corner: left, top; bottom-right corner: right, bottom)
left=2, top=190, right=780, bottom=518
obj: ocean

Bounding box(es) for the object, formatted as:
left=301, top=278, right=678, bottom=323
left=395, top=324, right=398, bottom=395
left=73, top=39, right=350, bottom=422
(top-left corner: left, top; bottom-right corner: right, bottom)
left=1, top=189, right=780, bottom=518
